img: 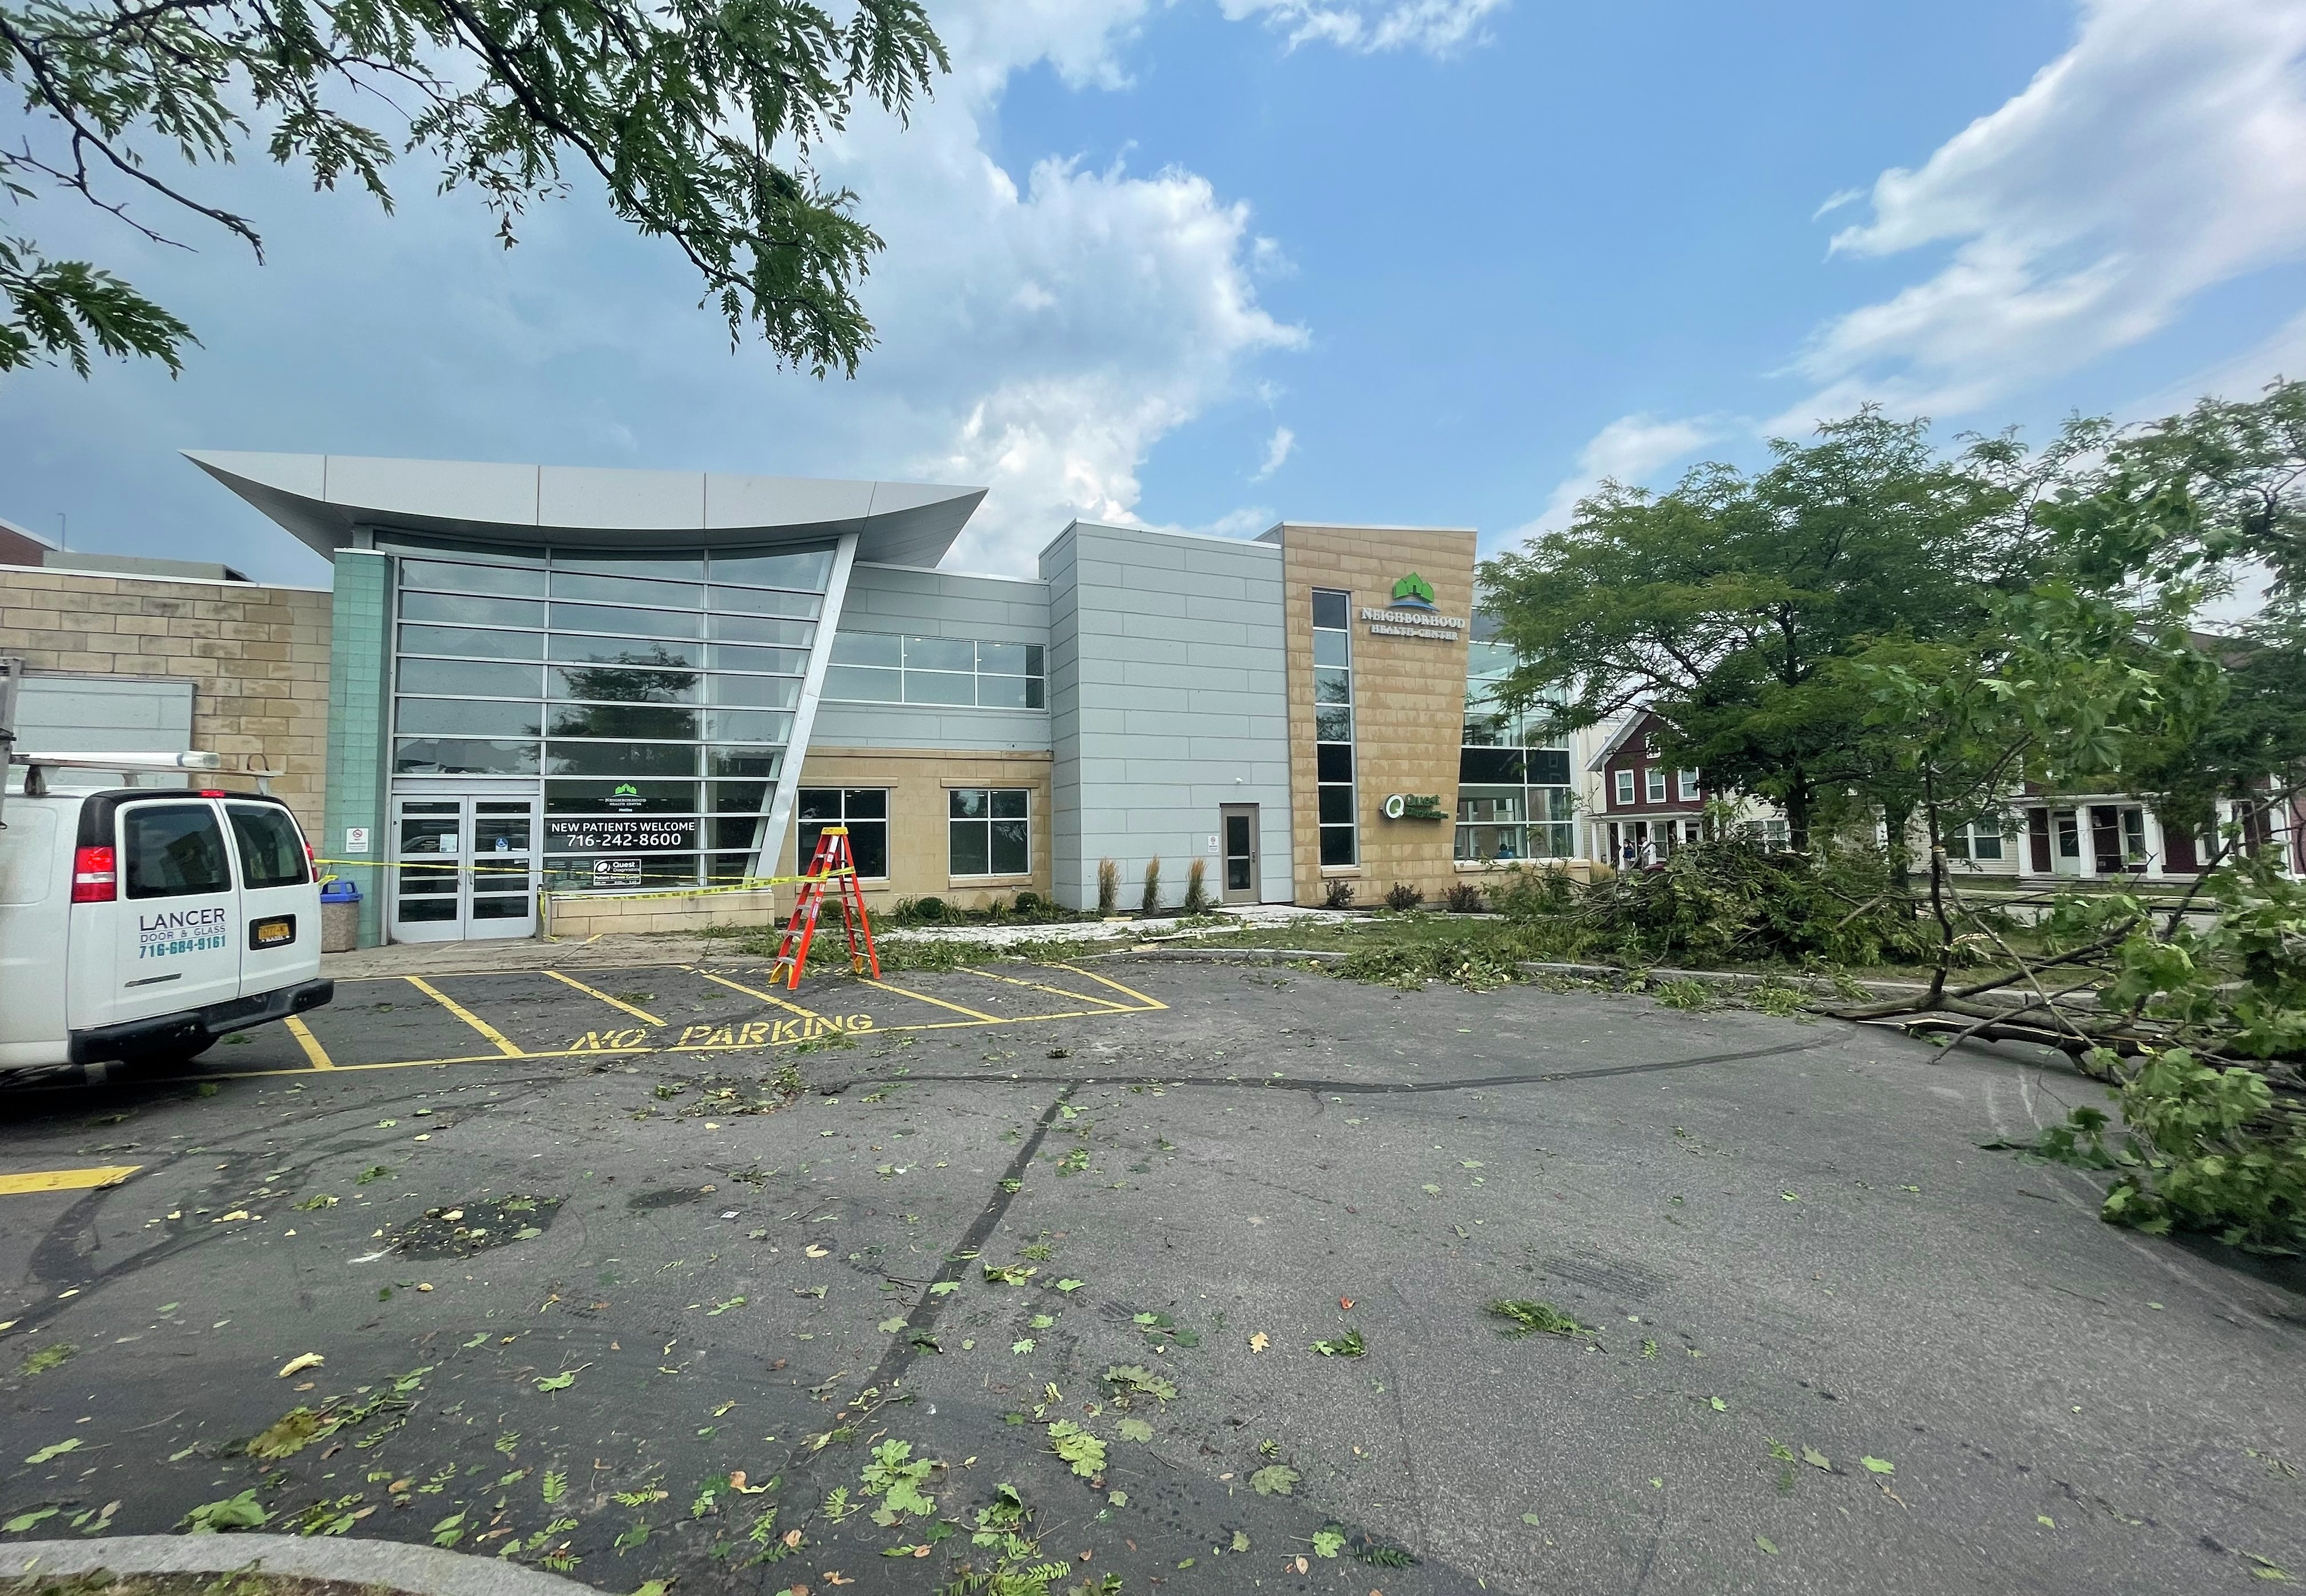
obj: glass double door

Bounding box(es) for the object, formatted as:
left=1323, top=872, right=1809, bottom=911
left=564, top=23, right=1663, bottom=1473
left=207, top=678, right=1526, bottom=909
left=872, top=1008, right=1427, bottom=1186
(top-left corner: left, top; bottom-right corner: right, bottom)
left=390, top=793, right=540, bottom=942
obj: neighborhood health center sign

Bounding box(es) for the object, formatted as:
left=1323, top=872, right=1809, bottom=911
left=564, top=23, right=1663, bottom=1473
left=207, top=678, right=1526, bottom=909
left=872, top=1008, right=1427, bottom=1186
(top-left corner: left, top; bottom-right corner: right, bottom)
left=1362, top=572, right=1464, bottom=641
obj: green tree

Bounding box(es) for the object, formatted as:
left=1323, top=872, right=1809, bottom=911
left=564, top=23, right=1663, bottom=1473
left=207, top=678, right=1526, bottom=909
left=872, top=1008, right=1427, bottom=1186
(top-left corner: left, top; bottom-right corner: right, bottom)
left=1481, top=409, right=2046, bottom=856
left=1, top=0, right=946, bottom=376
left=2047, top=379, right=2306, bottom=849
left=1843, top=584, right=2222, bottom=1001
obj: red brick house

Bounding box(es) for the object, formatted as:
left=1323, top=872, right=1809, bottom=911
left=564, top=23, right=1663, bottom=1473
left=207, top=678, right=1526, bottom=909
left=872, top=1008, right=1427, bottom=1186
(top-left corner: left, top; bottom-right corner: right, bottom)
left=1587, top=710, right=1711, bottom=868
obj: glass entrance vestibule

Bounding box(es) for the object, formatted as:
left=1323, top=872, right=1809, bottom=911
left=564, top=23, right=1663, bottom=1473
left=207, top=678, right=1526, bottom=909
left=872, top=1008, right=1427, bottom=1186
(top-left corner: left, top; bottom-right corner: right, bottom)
left=381, top=534, right=839, bottom=937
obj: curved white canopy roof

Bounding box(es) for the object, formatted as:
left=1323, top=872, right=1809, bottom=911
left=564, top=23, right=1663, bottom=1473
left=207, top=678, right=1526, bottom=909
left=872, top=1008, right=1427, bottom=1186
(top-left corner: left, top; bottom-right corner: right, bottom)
left=186, top=450, right=986, bottom=568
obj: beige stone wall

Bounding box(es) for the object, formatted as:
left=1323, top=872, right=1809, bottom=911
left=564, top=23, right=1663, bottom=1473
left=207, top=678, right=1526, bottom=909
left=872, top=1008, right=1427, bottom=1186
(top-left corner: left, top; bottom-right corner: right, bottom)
left=543, top=887, right=780, bottom=939
left=1, top=565, right=332, bottom=836
left=784, top=747, right=1054, bottom=911
left=1276, top=525, right=1478, bottom=906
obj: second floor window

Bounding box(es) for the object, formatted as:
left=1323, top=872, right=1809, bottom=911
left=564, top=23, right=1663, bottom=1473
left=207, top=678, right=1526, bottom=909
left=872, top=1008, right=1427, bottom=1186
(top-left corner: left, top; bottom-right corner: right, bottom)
left=1614, top=770, right=1635, bottom=806
left=1646, top=769, right=1666, bottom=805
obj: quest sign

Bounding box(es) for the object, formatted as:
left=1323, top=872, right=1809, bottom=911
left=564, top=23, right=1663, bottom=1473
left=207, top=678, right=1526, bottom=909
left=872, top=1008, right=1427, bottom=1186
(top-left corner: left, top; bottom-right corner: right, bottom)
left=1361, top=572, right=1465, bottom=642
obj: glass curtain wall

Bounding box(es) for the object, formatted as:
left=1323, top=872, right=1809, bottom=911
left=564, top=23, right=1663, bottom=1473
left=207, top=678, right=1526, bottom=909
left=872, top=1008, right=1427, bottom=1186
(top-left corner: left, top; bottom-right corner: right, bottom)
left=1312, top=590, right=1357, bottom=867
left=385, top=536, right=835, bottom=889
left=1456, top=635, right=1576, bottom=861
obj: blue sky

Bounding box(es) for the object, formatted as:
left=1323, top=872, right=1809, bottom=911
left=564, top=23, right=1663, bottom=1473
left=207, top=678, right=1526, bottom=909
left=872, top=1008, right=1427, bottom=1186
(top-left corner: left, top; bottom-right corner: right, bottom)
left=7, top=0, right=2306, bottom=586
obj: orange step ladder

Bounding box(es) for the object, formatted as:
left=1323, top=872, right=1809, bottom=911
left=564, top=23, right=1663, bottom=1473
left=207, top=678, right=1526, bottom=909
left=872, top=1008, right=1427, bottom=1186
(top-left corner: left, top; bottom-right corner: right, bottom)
left=766, top=825, right=880, bottom=990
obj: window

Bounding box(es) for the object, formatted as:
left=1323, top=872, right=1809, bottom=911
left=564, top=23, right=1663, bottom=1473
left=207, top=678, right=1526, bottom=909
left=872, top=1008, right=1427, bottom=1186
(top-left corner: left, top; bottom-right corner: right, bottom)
left=1678, top=769, right=1701, bottom=801
left=1645, top=768, right=1666, bottom=805
left=1312, top=590, right=1357, bottom=866
left=2122, top=807, right=2148, bottom=864
left=797, top=789, right=889, bottom=880
left=1614, top=770, right=1635, bottom=807
left=950, top=789, right=1030, bottom=877
left=825, top=633, right=1045, bottom=709
left=1459, top=630, right=1575, bottom=860
left=1945, top=820, right=2006, bottom=862
left=228, top=805, right=310, bottom=888
left=122, top=803, right=232, bottom=898
left=1456, top=785, right=1575, bottom=862
left=387, top=538, right=832, bottom=890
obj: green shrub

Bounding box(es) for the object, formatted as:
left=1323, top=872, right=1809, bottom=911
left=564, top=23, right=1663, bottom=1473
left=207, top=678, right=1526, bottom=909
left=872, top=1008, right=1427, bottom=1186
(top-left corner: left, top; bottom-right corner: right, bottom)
left=910, top=896, right=948, bottom=923
left=1322, top=877, right=1356, bottom=910
left=1140, top=857, right=1163, bottom=916
left=1385, top=881, right=1424, bottom=912
left=1443, top=882, right=1485, bottom=913
left=1097, top=858, right=1121, bottom=916
left=1491, top=864, right=1575, bottom=920
left=1182, top=858, right=1213, bottom=913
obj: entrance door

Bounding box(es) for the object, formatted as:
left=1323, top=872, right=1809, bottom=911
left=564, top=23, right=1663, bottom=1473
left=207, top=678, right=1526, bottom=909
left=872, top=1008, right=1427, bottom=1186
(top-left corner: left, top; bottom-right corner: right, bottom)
left=2051, top=809, right=2085, bottom=877
left=389, top=794, right=539, bottom=942
left=1220, top=805, right=1260, bottom=904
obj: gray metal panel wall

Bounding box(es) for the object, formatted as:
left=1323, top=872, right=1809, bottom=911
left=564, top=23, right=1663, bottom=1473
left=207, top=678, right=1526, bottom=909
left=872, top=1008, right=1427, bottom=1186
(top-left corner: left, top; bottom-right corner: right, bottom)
left=13, top=676, right=196, bottom=786
left=1040, top=522, right=1292, bottom=909
left=813, top=563, right=1053, bottom=754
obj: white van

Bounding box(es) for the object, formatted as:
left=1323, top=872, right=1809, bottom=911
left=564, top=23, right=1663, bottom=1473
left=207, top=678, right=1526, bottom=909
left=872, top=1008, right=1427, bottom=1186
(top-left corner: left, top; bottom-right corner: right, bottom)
left=0, top=755, right=333, bottom=1070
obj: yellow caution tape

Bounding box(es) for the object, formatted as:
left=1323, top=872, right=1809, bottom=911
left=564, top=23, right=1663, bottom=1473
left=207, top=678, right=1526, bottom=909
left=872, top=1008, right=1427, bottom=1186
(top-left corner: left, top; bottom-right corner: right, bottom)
left=312, top=857, right=854, bottom=900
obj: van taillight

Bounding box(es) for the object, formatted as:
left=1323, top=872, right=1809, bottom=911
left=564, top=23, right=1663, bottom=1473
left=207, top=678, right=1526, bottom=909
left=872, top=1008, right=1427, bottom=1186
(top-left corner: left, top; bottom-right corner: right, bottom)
left=72, top=845, right=118, bottom=903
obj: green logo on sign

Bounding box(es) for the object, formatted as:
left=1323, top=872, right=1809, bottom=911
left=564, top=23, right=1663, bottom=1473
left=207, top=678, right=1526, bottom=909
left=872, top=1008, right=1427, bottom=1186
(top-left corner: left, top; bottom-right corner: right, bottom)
left=613, top=783, right=639, bottom=797
left=1390, top=572, right=1437, bottom=610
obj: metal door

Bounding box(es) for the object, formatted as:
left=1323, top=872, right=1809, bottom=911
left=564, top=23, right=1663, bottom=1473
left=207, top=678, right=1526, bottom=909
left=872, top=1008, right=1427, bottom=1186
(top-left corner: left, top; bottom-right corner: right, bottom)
left=1221, top=805, right=1260, bottom=904
left=389, top=794, right=538, bottom=942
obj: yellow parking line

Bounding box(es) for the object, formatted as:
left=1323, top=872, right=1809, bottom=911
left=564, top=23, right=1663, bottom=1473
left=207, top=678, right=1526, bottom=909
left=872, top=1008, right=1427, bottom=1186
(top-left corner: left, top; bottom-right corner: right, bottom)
left=404, top=976, right=523, bottom=1056
left=283, top=1016, right=336, bottom=1070
left=1054, top=962, right=1169, bottom=1011
left=544, top=970, right=664, bottom=1027
left=861, top=979, right=1004, bottom=1023
left=0, top=1166, right=140, bottom=1195
left=689, top=969, right=823, bottom=1021
left=961, top=967, right=1134, bottom=1012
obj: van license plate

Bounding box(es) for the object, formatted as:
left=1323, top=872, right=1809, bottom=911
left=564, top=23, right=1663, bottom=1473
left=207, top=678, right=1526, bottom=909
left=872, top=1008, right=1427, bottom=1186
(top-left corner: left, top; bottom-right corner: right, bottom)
left=249, top=916, right=296, bottom=949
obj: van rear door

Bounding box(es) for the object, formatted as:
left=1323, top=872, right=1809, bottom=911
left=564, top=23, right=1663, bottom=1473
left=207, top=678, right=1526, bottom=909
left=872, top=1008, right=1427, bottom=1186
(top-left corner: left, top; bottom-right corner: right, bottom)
left=227, top=801, right=319, bottom=991
left=107, top=799, right=241, bottom=1021
left=0, top=805, right=68, bottom=1060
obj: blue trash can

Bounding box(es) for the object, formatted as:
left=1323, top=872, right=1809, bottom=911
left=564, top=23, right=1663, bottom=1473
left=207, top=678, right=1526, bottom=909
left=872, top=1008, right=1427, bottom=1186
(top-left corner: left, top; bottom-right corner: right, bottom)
left=320, top=877, right=363, bottom=952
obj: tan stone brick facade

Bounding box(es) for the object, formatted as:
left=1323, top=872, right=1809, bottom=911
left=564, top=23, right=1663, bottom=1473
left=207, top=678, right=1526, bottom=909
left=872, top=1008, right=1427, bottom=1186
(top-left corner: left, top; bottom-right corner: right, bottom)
left=787, top=747, right=1054, bottom=910
left=0, top=565, right=332, bottom=836
left=1274, top=524, right=1477, bottom=906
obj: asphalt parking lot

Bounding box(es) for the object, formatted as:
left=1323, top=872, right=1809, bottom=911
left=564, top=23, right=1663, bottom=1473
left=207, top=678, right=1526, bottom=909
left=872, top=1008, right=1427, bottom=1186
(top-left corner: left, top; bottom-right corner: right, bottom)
left=0, top=953, right=2299, bottom=1595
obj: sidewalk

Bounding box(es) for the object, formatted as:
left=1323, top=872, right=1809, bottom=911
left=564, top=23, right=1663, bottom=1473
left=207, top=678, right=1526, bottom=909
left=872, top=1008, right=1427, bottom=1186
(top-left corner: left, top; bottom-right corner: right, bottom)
left=320, top=901, right=1334, bottom=980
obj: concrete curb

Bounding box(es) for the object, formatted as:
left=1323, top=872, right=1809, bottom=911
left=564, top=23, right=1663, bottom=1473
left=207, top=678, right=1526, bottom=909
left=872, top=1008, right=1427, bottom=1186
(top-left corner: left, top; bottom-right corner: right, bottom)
left=3, top=1535, right=603, bottom=1594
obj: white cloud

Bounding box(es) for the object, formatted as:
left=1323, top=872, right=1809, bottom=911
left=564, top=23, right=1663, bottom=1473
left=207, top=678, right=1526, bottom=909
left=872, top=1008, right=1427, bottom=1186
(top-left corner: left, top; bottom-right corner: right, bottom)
left=1782, top=0, right=2306, bottom=427
left=1500, top=412, right=1727, bottom=548
left=1251, top=424, right=1296, bottom=481
left=1219, top=0, right=1506, bottom=56
left=3, top=0, right=1519, bottom=581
